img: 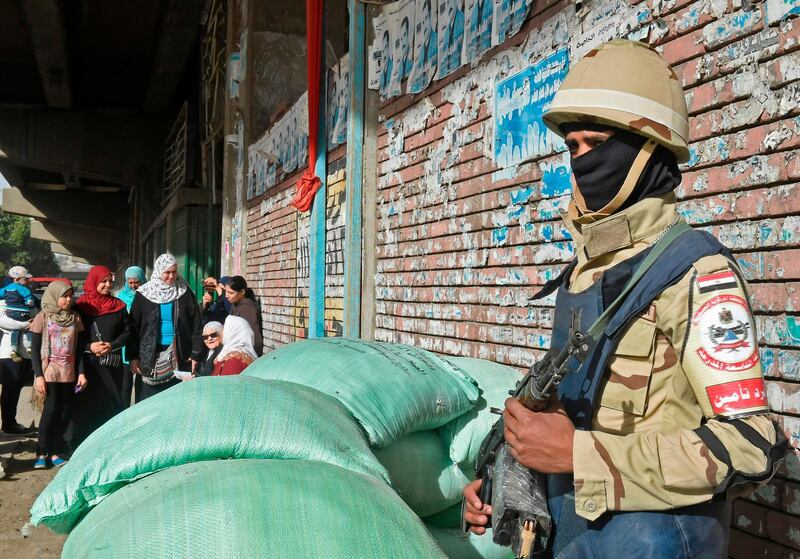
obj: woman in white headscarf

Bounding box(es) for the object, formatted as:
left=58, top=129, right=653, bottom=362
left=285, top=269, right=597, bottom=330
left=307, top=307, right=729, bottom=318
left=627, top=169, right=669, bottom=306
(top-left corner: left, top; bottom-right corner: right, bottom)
left=210, top=315, right=257, bottom=376
left=127, top=254, right=203, bottom=401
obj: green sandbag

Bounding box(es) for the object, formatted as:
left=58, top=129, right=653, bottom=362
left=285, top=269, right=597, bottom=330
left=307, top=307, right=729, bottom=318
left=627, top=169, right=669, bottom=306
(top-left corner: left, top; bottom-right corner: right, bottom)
left=423, top=502, right=463, bottom=529
left=374, top=430, right=471, bottom=517
left=427, top=527, right=514, bottom=559
left=438, top=357, right=522, bottom=467
left=63, top=459, right=448, bottom=559
left=31, top=377, right=389, bottom=534
left=243, top=338, right=479, bottom=448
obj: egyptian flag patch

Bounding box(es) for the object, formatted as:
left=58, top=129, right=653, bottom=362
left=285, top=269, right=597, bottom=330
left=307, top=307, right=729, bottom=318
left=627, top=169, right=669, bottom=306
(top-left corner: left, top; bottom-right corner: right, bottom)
left=696, top=270, right=738, bottom=294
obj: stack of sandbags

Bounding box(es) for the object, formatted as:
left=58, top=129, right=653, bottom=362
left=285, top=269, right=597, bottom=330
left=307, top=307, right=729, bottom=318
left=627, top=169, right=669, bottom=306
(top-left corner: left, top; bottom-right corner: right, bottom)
left=242, top=338, right=480, bottom=447
left=437, top=356, right=523, bottom=470
left=31, top=377, right=390, bottom=533
left=62, top=459, right=447, bottom=559
left=373, top=430, right=471, bottom=518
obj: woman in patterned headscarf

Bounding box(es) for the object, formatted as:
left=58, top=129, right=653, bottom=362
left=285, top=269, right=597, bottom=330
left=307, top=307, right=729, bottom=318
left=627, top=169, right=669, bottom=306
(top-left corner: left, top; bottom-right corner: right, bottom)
left=30, top=281, right=86, bottom=468
left=127, top=254, right=203, bottom=401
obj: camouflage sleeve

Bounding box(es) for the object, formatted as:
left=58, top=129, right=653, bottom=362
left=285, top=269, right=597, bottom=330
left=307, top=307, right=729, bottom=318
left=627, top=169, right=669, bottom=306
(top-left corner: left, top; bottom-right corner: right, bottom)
left=572, top=255, right=785, bottom=521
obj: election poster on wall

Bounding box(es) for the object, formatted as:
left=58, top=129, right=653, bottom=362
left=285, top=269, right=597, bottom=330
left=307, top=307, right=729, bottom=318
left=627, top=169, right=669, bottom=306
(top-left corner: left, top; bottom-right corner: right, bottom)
left=408, top=0, right=438, bottom=94
left=492, top=0, right=533, bottom=46
left=386, top=0, right=415, bottom=98
left=328, top=55, right=350, bottom=148
left=493, top=48, right=569, bottom=168
left=436, top=0, right=465, bottom=79
left=463, top=0, right=493, bottom=63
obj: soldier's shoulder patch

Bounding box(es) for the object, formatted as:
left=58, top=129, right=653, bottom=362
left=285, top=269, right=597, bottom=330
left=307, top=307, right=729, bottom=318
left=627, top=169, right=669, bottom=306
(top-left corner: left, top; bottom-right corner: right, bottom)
left=696, top=270, right=738, bottom=294
left=691, top=293, right=758, bottom=373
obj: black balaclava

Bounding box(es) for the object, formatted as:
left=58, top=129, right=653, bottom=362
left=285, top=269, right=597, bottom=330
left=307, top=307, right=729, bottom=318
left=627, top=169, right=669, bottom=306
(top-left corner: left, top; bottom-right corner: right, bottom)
left=564, top=124, right=682, bottom=213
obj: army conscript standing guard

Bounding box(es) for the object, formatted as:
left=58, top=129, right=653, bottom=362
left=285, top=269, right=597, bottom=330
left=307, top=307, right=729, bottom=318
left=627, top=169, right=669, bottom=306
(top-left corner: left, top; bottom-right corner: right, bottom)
left=463, top=40, right=785, bottom=557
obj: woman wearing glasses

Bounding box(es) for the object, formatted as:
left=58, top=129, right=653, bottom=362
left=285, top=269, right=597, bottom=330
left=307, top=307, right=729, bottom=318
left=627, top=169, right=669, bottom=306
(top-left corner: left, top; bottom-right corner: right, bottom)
left=196, top=321, right=223, bottom=377
left=210, top=316, right=257, bottom=376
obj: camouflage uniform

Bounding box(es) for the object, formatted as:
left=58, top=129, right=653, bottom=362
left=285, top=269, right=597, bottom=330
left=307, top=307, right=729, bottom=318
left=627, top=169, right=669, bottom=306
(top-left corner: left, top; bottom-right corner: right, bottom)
left=564, top=193, right=778, bottom=520
left=536, top=40, right=784, bottom=556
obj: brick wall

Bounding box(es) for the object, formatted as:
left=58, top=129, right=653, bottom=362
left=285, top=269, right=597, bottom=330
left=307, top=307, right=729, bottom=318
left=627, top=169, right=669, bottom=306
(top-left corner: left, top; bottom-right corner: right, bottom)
left=246, top=149, right=347, bottom=351
left=373, top=0, right=800, bottom=554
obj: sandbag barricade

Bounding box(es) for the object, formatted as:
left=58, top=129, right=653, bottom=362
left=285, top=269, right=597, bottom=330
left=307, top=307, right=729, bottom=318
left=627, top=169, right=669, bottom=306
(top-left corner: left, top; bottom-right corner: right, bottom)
left=242, top=338, right=480, bottom=448
left=31, top=377, right=389, bottom=533
left=62, top=460, right=448, bottom=559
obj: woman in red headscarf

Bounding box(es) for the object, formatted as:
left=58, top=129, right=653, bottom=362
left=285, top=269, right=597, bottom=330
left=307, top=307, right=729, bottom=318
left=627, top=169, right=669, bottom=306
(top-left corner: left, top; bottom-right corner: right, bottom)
left=74, top=266, right=131, bottom=446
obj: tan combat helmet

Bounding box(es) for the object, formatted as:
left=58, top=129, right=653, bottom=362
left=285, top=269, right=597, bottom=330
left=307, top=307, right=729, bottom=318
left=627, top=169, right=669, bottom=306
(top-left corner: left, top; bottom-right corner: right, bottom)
left=542, top=40, right=690, bottom=163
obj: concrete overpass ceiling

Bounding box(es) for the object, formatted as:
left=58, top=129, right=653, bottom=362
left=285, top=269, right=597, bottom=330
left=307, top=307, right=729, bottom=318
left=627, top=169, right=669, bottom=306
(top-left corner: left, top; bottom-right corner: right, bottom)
left=64, top=1, right=165, bottom=110
left=0, top=1, right=46, bottom=106
left=1, top=1, right=203, bottom=114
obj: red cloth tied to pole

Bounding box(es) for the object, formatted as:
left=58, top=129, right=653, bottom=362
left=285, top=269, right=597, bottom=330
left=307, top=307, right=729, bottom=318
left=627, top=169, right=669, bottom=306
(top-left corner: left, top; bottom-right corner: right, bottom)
left=291, top=0, right=325, bottom=212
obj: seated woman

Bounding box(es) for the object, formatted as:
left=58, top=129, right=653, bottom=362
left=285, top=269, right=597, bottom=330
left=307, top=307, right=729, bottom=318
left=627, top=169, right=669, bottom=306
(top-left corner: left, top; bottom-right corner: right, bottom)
left=211, top=316, right=257, bottom=376
left=196, top=321, right=223, bottom=377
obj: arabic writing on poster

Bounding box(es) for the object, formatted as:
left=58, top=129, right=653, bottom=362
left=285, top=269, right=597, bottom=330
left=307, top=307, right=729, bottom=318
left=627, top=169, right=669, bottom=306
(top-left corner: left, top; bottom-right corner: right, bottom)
left=706, top=378, right=768, bottom=415
left=494, top=48, right=569, bottom=167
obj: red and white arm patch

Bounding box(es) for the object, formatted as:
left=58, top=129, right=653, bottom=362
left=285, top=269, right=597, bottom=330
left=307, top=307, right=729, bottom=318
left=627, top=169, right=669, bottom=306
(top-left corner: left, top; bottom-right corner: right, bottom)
left=681, top=265, right=768, bottom=418
left=706, top=378, right=767, bottom=415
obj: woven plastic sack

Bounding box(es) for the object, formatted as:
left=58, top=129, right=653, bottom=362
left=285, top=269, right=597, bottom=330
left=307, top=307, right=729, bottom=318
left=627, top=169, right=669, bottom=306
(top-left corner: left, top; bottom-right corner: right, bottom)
left=374, top=430, right=471, bottom=517
left=63, top=459, right=448, bottom=559
left=31, top=377, right=389, bottom=533
left=423, top=503, right=463, bottom=528
left=427, top=527, right=514, bottom=559
left=244, top=338, right=479, bottom=447
left=438, top=357, right=522, bottom=467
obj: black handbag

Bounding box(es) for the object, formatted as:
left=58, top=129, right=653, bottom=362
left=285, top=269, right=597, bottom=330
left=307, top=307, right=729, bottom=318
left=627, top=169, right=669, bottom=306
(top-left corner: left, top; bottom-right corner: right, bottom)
left=93, top=323, right=122, bottom=367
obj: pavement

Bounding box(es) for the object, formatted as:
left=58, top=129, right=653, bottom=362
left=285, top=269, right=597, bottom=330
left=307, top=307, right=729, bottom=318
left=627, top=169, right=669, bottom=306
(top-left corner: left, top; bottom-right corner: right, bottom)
left=0, top=387, right=38, bottom=479
left=0, top=386, right=65, bottom=558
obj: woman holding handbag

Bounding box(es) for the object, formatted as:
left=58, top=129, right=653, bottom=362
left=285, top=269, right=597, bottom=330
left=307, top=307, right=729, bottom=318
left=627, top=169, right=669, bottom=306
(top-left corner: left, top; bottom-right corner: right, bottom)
left=74, top=265, right=131, bottom=444
left=128, top=254, right=203, bottom=400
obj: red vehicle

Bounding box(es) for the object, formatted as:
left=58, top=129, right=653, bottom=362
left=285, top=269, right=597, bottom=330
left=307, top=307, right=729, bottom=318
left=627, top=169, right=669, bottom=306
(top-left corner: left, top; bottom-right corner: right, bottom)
left=28, top=277, right=74, bottom=304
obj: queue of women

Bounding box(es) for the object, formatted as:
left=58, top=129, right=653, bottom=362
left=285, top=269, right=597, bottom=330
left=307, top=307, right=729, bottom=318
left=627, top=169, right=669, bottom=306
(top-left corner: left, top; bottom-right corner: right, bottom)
left=0, top=254, right=260, bottom=470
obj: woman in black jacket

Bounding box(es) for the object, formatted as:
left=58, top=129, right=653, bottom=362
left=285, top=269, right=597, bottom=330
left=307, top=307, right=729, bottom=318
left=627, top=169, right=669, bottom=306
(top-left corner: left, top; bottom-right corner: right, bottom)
left=74, top=265, right=131, bottom=443
left=128, top=254, right=203, bottom=401
left=224, top=276, right=263, bottom=356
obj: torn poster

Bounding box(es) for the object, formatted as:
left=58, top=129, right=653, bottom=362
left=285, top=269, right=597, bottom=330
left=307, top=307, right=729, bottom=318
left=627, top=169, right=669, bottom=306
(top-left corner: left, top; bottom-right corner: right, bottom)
left=386, top=0, right=415, bottom=98
left=494, top=48, right=569, bottom=167
left=436, top=0, right=465, bottom=79
left=328, top=55, right=350, bottom=148
left=408, top=0, right=438, bottom=94
left=463, top=0, right=493, bottom=63
left=492, top=0, right=533, bottom=46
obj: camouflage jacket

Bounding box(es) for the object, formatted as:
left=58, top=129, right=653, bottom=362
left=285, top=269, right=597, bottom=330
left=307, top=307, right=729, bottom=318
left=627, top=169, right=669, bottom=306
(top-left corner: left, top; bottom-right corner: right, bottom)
left=562, top=193, right=782, bottom=521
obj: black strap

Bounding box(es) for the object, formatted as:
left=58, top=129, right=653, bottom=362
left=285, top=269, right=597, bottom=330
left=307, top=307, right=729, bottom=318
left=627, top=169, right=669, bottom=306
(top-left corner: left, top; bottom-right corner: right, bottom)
left=728, top=418, right=776, bottom=456
left=530, top=260, right=577, bottom=301
left=694, top=424, right=733, bottom=471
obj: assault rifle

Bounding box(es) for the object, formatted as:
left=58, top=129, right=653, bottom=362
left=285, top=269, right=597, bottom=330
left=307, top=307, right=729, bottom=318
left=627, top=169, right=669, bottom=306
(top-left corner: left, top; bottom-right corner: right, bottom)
left=463, top=319, right=590, bottom=558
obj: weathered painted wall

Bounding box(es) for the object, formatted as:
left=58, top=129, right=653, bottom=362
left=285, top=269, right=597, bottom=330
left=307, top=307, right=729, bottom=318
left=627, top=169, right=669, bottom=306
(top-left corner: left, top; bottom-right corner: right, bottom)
left=245, top=151, right=347, bottom=350
left=373, top=0, right=800, bottom=554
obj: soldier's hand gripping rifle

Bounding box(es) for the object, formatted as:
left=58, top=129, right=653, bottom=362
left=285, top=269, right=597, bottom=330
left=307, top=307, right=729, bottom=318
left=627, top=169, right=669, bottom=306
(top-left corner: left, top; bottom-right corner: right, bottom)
left=463, top=319, right=590, bottom=558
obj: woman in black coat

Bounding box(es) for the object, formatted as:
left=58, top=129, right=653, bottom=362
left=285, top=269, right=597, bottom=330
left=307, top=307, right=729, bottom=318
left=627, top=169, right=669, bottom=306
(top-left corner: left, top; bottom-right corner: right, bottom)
left=74, top=265, right=131, bottom=444
left=128, top=254, right=203, bottom=401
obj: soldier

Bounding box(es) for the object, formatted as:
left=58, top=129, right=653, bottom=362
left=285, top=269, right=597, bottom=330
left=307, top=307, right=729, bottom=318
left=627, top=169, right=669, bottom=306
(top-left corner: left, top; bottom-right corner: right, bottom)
left=463, top=40, right=785, bottom=557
